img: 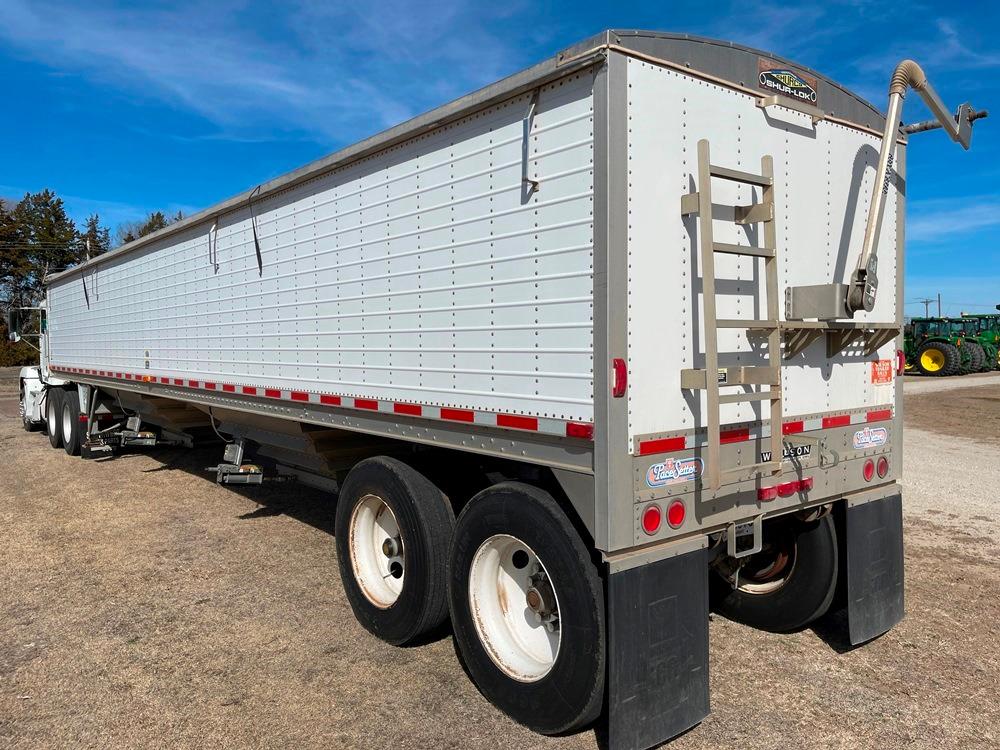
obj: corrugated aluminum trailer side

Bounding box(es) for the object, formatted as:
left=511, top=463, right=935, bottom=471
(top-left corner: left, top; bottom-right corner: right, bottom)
left=27, top=29, right=982, bottom=750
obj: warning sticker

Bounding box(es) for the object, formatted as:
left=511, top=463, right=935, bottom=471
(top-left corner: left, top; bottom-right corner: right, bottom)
left=871, top=359, right=894, bottom=385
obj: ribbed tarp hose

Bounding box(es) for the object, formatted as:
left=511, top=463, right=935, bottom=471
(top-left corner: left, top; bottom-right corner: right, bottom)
left=888, top=60, right=927, bottom=97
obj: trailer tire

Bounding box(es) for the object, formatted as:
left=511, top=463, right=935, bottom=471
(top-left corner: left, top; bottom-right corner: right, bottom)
left=916, top=341, right=959, bottom=376
left=46, top=390, right=63, bottom=449
left=710, top=514, right=838, bottom=633
left=61, top=392, right=82, bottom=456
left=335, top=456, right=455, bottom=646
left=448, top=482, right=605, bottom=735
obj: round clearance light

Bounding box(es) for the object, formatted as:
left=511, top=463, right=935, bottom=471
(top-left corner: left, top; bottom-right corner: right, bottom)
left=666, top=499, right=686, bottom=529
left=863, top=458, right=875, bottom=482
left=877, top=456, right=889, bottom=478
left=641, top=504, right=662, bottom=535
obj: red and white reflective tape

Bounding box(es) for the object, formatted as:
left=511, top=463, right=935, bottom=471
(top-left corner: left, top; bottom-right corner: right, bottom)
left=635, top=407, right=893, bottom=457
left=48, top=365, right=593, bottom=441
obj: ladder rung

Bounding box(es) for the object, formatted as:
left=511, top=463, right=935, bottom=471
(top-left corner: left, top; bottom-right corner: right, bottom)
left=722, top=460, right=783, bottom=479
left=717, top=319, right=779, bottom=330
left=719, top=391, right=779, bottom=404
left=709, top=164, right=773, bottom=187
left=681, top=366, right=779, bottom=388
left=713, top=242, right=775, bottom=258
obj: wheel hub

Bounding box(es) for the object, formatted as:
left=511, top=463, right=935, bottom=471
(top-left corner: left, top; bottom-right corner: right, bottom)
left=468, top=535, right=562, bottom=682
left=348, top=495, right=405, bottom=608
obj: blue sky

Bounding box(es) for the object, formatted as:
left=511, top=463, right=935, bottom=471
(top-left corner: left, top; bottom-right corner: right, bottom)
left=1, top=0, right=997, bottom=315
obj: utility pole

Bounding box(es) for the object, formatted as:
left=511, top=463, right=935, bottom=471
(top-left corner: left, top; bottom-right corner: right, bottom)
left=916, top=297, right=934, bottom=317
left=937, top=292, right=942, bottom=316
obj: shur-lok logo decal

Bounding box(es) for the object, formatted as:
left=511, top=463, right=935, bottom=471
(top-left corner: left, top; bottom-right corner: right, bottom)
left=646, top=457, right=704, bottom=488
left=758, top=58, right=818, bottom=104
left=853, top=426, right=888, bottom=450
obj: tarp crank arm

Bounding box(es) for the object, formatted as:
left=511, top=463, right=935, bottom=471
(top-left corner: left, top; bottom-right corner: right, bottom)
left=846, top=60, right=984, bottom=316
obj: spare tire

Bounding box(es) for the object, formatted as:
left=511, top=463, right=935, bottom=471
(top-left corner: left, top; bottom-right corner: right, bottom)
left=711, top=514, right=838, bottom=632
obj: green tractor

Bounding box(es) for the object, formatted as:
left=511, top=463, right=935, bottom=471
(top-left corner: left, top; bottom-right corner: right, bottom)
left=960, top=308, right=1000, bottom=370
left=904, top=317, right=986, bottom=376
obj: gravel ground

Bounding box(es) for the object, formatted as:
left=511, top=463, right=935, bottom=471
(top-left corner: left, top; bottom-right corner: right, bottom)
left=1, top=369, right=998, bottom=749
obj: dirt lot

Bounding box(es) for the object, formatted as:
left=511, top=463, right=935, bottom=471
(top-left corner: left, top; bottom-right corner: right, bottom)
left=2, top=368, right=999, bottom=749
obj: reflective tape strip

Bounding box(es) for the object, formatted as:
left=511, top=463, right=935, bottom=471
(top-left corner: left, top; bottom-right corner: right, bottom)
left=635, top=407, right=895, bottom=454
left=47, top=364, right=590, bottom=440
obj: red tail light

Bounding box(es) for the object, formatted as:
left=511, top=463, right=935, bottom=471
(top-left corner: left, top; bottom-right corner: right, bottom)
left=611, top=358, right=627, bottom=398
left=758, top=486, right=778, bottom=502
left=761, top=477, right=814, bottom=501
left=566, top=421, right=594, bottom=440
left=896, top=349, right=905, bottom=375
left=641, top=504, right=661, bottom=535
left=863, top=459, right=875, bottom=482
left=877, top=456, right=889, bottom=478
left=666, top=500, right=686, bottom=529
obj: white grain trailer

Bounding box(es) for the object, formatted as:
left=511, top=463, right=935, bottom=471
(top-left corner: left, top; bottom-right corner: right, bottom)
left=12, top=30, right=983, bottom=750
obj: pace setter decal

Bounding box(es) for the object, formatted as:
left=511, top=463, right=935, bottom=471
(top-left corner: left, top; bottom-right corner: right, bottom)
left=853, top=426, right=888, bottom=450
left=646, top=457, right=704, bottom=488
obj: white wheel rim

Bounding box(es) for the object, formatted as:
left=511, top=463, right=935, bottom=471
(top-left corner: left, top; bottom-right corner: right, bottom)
left=348, top=494, right=404, bottom=608
left=62, top=403, right=73, bottom=444
left=47, top=396, right=57, bottom=427
left=468, top=534, right=561, bottom=683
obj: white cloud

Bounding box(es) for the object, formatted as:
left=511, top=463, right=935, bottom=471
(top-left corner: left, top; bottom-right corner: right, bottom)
left=908, top=196, right=1000, bottom=243
left=0, top=0, right=525, bottom=143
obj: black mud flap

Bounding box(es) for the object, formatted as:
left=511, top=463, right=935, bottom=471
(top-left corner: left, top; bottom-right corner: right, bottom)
left=606, top=546, right=709, bottom=750
left=845, top=493, right=904, bottom=645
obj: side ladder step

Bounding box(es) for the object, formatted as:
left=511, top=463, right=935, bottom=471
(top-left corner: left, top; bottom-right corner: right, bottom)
left=713, top=242, right=774, bottom=258
left=681, top=366, right=779, bottom=389
left=722, top=460, right=782, bottom=480
left=717, top=319, right=779, bottom=330
left=709, top=164, right=773, bottom=187
left=718, top=391, right=780, bottom=405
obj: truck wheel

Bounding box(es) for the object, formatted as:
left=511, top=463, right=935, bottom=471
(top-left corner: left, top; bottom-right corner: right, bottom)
left=710, top=514, right=838, bottom=632
left=448, top=482, right=605, bottom=735
left=46, top=390, right=64, bottom=449
left=20, top=385, right=41, bottom=432
left=334, top=457, right=455, bottom=646
left=916, top=341, right=958, bottom=376
left=61, top=392, right=82, bottom=456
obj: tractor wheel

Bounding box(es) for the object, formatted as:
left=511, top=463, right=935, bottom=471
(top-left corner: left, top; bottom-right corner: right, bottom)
left=916, top=341, right=959, bottom=376
left=957, top=343, right=976, bottom=374
left=966, top=342, right=987, bottom=373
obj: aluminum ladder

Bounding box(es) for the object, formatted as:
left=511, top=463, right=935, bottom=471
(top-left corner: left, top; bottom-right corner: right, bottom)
left=681, top=138, right=783, bottom=491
